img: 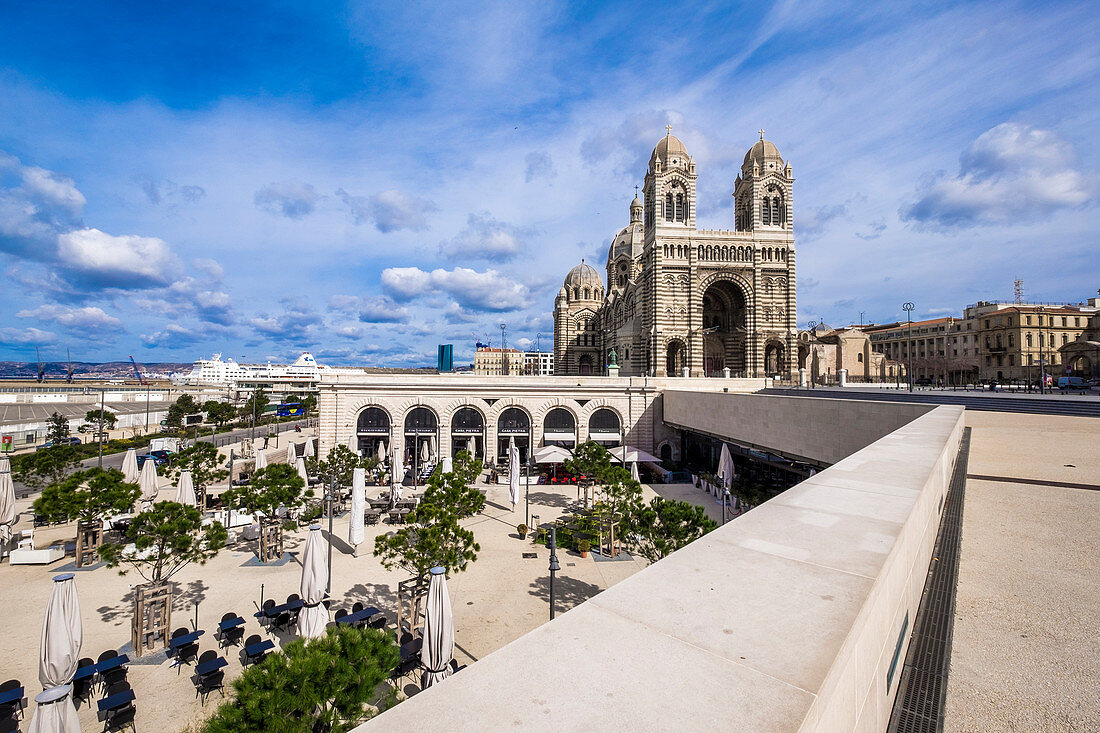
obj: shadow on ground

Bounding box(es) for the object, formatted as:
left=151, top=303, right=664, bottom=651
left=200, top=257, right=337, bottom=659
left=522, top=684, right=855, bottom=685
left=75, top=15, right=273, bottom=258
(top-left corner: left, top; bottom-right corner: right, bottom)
left=526, top=491, right=574, bottom=509
left=527, top=574, right=603, bottom=612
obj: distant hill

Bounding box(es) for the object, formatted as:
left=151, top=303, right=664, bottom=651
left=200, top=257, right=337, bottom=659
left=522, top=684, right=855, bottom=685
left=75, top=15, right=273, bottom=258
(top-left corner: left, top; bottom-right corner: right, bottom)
left=0, top=361, right=193, bottom=379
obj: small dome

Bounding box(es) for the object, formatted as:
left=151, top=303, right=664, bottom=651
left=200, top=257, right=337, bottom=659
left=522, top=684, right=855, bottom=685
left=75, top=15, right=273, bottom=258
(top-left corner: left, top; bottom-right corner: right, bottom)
left=743, top=136, right=784, bottom=168
left=630, top=194, right=642, bottom=211
left=564, top=260, right=603, bottom=291
left=650, top=130, right=690, bottom=169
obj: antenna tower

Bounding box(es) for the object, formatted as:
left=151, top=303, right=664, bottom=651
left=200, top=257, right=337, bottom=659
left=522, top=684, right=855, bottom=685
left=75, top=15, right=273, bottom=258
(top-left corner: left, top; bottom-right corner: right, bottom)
left=1014, top=279, right=1024, bottom=304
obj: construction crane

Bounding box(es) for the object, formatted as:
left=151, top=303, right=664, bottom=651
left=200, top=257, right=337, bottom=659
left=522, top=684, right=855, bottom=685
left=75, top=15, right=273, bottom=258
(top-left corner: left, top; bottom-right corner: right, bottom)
left=65, top=348, right=75, bottom=383
left=128, top=355, right=147, bottom=385
left=473, top=332, right=492, bottom=350
left=35, top=347, right=45, bottom=382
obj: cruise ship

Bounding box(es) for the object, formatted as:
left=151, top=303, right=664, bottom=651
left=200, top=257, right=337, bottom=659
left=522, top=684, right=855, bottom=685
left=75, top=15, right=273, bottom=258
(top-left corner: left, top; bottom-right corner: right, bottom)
left=177, top=353, right=326, bottom=395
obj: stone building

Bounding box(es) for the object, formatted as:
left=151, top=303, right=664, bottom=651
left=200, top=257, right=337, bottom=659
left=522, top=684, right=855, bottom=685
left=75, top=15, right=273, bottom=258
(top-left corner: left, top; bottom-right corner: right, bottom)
left=473, top=348, right=524, bottom=376
left=799, top=326, right=893, bottom=383
left=555, top=128, right=797, bottom=378
left=1059, top=310, right=1100, bottom=379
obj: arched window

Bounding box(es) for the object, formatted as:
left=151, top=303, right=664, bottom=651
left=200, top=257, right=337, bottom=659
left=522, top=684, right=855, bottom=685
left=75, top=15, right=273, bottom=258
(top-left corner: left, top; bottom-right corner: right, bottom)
left=583, top=287, right=590, bottom=300
left=665, top=192, right=674, bottom=222
left=589, top=409, right=621, bottom=446
left=762, top=196, right=771, bottom=224
left=1026, top=333, right=1032, bottom=347
left=675, top=193, right=684, bottom=222
left=698, top=245, right=703, bottom=258
left=356, top=407, right=390, bottom=434
left=857, top=353, right=864, bottom=363
left=573, top=287, right=579, bottom=300
left=663, top=244, right=668, bottom=257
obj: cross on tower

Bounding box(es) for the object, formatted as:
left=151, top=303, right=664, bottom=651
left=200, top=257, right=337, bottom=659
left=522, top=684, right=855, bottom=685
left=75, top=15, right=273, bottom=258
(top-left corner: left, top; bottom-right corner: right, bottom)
left=634, top=185, right=639, bottom=196
left=665, top=124, right=672, bottom=136
left=758, top=129, right=766, bottom=140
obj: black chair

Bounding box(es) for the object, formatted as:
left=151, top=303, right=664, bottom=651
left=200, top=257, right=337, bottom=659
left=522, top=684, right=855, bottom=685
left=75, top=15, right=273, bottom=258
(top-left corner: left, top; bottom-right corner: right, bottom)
left=175, top=641, right=199, bottom=672
left=272, top=611, right=292, bottom=634
left=0, top=716, right=18, bottom=733
left=218, top=613, right=245, bottom=648
left=96, top=650, right=118, bottom=664
left=104, top=680, right=131, bottom=698
left=195, top=669, right=225, bottom=705
left=0, top=680, right=21, bottom=721
left=369, top=615, right=388, bottom=631
left=104, top=703, right=136, bottom=733
left=242, top=635, right=268, bottom=666
left=197, top=650, right=218, bottom=666
left=390, top=655, right=420, bottom=684
left=286, top=594, right=301, bottom=623
left=260, top=599, right=276, bottom=630
left=351, top=602, right=364, bottom=614
left=73, top=657, right=96, bottom=701
left=100, top=664, right=127, bottom=690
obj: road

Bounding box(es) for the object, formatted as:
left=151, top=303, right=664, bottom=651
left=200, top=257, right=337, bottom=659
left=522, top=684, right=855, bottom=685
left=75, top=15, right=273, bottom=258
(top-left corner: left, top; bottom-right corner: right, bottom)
left=764, top=386, right=1100, bottom=418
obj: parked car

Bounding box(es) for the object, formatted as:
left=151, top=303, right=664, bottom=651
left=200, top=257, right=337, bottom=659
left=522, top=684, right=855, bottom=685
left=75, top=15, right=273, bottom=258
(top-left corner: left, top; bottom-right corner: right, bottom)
left=149, top=449, right=175, bottom=463
left=1057, top=376, right=1090, bottom=390
left=38, top=437, right=82, bottom=450
left=136, top=453, right=169, bottom=469
left=915, top=377, right=933, bottom=386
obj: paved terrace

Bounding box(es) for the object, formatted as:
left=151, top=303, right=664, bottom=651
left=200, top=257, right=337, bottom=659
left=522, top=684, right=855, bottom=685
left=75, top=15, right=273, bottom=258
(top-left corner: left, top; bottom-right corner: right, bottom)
left=359, top=395, right=966, bottom=732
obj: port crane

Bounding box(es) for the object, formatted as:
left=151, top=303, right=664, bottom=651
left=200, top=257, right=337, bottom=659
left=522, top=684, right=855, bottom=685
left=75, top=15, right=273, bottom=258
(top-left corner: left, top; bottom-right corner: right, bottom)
left=128, top=355, right=148, bottom=385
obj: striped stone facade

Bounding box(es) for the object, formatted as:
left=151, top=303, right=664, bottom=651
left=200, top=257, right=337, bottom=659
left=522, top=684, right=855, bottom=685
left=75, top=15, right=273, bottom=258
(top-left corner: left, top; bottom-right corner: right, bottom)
left=556, top=129, right=798, bottom=378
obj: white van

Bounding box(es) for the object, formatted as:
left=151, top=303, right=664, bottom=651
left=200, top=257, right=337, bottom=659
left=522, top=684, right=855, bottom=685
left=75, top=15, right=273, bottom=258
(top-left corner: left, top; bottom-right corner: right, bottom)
left=1057, top=376, right=1089, bottom=390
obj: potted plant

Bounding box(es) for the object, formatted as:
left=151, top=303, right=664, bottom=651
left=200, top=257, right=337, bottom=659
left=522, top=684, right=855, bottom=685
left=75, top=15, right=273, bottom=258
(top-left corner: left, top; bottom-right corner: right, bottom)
left=516, top=523, right=528, bottom=540
left=576, top=538, right=591, bottom=558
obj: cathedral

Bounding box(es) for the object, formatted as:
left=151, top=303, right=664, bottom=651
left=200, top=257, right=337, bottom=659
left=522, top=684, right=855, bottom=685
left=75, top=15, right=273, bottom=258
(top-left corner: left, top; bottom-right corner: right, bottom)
left=554, top=127, right=798, bottom=378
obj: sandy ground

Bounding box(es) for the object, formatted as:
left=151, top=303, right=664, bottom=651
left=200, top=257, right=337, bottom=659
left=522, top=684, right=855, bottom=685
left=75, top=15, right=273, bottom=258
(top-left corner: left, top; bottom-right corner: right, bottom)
left=0, top=432, right=718, bottom=732
left=945, top=411, right=1100, bottom=732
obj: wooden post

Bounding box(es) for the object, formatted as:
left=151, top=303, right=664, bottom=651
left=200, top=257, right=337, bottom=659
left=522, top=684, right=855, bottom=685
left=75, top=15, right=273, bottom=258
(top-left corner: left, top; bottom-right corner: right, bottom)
left=75, top=520, right=103, bottom=568
left=397, top=576, right=429, bottom=644
left=258, top=518, right=283, bottom=563
left=132, top=581, right=172, bottom=657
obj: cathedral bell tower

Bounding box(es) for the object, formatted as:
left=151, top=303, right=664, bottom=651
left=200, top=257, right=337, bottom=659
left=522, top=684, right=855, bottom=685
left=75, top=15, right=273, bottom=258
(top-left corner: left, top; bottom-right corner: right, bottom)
left=643, top=125, right=698, bottom=238
left=734, top=129, right=794, bottom=232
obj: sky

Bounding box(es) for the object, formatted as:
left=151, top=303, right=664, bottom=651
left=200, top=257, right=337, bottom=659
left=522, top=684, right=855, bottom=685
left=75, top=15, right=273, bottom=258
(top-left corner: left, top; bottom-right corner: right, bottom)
left=0, top=0, right=1097, bottom=367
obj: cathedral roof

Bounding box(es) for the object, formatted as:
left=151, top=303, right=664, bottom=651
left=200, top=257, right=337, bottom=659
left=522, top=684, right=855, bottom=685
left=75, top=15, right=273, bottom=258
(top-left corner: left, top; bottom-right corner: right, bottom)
left=649, top=130, right=690, bottom=169
left=564, top=260, right=603, bottom=290
left=743, top=135, right=784, bottom=168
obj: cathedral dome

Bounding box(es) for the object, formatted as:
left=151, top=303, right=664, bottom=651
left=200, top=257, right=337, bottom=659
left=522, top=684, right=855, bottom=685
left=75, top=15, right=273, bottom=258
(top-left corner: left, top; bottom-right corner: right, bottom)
left=564, top=260, right=603, bottom=291
left=743, top=136, right=784, bottom=167
left=649, top=130, right=690, bottom=169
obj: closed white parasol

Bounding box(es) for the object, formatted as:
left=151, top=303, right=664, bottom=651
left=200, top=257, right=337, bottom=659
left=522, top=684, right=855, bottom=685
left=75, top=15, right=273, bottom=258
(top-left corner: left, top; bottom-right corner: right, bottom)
left=420, top=566, right=454, bottom=688
left=349, top=468, right=366, bottom=547
left=175, top=470, right=197, bottom=507
left=121, top=448, right=139, bottom=483
left=296, top=526, right=329, bottom=639
left=27, top=573, right=82, bottom=733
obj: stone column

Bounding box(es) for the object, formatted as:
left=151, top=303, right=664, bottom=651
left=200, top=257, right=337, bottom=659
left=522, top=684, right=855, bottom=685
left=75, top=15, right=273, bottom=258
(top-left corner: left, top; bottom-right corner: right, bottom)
left=838, top=369, right=847, bottom=387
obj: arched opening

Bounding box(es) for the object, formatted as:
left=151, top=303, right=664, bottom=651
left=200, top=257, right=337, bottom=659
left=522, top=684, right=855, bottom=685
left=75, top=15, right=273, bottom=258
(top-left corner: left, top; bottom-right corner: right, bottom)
left=578, top=354, right=594, bottom=375
left=451, top=407, right=484, bottom=460
left=764, top=341, right=786, bottom=376
left=543, top=408, right=576, bottom=448
left=589, top=408, right=621, bottom=447
left=354, top=406, right=390, bottom=458
left=403, top=406, right=439, bottom=483
left=660, top=444, right=673, bottom=463
left=1067, top=354, right=1093, bottom=377
left=666, top=339, right=686, bottom=377
left=702, top=280, right=748, bottom=376
left=497, top=407, right=531, bottom=463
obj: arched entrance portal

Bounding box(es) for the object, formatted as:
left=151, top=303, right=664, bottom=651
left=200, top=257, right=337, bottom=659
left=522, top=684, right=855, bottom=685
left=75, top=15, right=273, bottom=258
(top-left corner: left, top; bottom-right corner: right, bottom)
left=497, top=407, right=531, bottom=463
left=355, top=407, right=390, bottom=458
left=403, top=406, right=438, bottom=483
left=764, top=341, right=786, bottom=376
left=543, top=408, right=577, bottom=448
left=578, top=354, right=594, bottom=375
left=589, top=408, right=621, bottom=447
left=1067, top=354, right=1093, bottom=377
left=451, top=407, right=484, bottom=459
left=666, top=339, right=686, bottom=377
left=701, top=280, right=748, bottom=376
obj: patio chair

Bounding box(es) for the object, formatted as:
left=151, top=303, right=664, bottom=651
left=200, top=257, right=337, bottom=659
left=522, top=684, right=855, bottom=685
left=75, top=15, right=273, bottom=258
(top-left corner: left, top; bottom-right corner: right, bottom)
left=100, top=663, right=127, bottom=690
left=272, top=611, right=292, bottom=634
left=351, top=602, right=364, bottom=614
left=0, top=680, right=22, bottom=721
left=73, top=657, right=96, bottom=701
left=195, top=669, right=225, bottom=705
left=197, top=650, right=218, bottom=667
left=368, top=615, right=388, bottom=631
left=242, top=635, right=268, bottom=666
left=104, top=680, right=131, bottom=698
left=334, top=609, right=348, bottom=622
left=260, top=599, right=276, bottom=630
left=0, top=716, right=17, bottom=733
left=103, top=702, right=136, bottom=733
left=217, top=613, right=244, bottom=648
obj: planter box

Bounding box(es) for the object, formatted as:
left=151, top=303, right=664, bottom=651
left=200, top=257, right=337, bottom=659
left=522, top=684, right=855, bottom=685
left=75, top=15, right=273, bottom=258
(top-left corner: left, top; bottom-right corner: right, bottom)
left=9, top=545, right=65, bottom=565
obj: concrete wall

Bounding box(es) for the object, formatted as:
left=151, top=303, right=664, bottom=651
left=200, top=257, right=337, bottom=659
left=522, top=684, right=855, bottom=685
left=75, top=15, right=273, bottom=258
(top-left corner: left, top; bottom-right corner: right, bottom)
left=355, top=402, right=965, bottom=732
left=664, top=390, right=934, bottom=465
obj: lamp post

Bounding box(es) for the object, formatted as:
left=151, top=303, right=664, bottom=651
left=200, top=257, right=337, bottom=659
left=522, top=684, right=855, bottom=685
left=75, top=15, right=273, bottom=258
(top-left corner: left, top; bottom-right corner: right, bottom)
left=97, top=388, right=105, bottom=469
left=525, top=449, right=532, bottom=528
left=499, top=323, right=507, bottom=376
left=807, top=320, right=817, bottom=389
left=548, top=527, right=560, bottom=620
left=326, top=475, right=335, bottom=595
left=902, top=303, right=915, bottom=392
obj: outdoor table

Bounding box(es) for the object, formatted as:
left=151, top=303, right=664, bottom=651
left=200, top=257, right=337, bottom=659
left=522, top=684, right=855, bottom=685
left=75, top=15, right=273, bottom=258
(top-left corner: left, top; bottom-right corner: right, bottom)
left=244, top=639, right=275, bottom=657
left=95, top=654, right=130, bottom=673
left=0, top=686, right=23, bottom=706
left=261, top=598, right=305, bottom=618
left=195, top=657, right=228, bottom=677
left=169, top=629, right=205, bottom=649
left=217, top=616, right=245, bottom=631
left=334, top=607, right=381, bottom=626
left=97, top=689, right=135, bottom=713
left=368, top=499, right=390, bottom=510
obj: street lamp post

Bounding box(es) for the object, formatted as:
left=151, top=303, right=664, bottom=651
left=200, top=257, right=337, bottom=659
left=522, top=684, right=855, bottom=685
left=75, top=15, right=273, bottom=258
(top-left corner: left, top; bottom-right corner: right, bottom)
left=903, top=303, right=915, bottom=392
left=499, top=323, right=507, bottom=376
left=548, top=527, right=560, bottom=620
left=326, top=475, right=335, bottom=595
left=807, top=320, right=818, bottom=389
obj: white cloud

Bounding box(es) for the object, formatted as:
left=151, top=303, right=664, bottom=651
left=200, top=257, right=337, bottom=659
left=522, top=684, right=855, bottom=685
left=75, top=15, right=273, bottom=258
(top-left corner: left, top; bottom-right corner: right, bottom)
left=254, top=181, right=319, bottom=219
left=381, top=266, right=529, bottom=311
left=56, top=228, right=182, bottom=288
left=0, top=326, right=57, bottom=346
left=337, top=188, right=437, bottom=232
left=192, top=258, right=225, bottom=280
left=195, top=290, right=235, bottom=325
left=15, top=304, right=123, bottom=331
left=524, top=151, right=556, bottom=182
left=901, top=123, right=1093, bottom=229
left=439, top=212, right=533, bottom=261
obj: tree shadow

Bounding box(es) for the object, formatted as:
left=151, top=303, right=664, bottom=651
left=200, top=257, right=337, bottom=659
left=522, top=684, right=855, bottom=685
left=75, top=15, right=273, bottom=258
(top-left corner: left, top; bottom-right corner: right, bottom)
left=175, top=578, right=208, bottom=608
left=339, top=581, right=400, bottom=618
left=526, top=491, right=574, bottom=509
left=96, top=584, right=137, bottom=626
left=527, top=574, right=603, bottom=613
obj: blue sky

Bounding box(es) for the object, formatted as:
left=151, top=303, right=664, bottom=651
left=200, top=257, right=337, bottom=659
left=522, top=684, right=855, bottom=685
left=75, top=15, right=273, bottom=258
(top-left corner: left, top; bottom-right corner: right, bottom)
left=1, top=0, right=1097, bottom=367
